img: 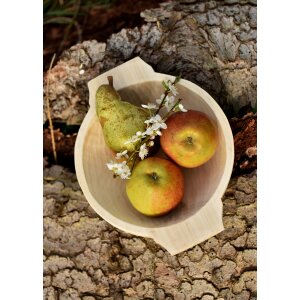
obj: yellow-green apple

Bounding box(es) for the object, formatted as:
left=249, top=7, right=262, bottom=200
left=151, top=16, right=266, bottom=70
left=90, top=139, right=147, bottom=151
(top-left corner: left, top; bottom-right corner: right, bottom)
left=160, top=110, right=218, bottom=168
left=126, top=157, right=184, bottom=216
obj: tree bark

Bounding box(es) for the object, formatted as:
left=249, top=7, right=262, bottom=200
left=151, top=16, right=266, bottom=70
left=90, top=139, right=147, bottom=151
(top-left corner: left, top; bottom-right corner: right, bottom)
left=44, top=163, right=257, bottom=299
left=43, top=0, right=256, bottom=125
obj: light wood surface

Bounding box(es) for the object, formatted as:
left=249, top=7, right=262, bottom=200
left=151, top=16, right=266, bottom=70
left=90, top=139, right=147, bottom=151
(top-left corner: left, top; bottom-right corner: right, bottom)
left=74, top=57, right=234, bottom=255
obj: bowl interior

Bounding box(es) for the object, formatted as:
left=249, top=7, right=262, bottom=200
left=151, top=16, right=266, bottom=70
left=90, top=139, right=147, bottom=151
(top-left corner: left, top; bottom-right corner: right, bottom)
left=82, top=81, right=227, bottom=229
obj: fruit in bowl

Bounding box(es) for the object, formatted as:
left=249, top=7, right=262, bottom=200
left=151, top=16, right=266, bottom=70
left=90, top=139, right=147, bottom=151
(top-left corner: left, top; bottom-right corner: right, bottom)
left=126, top=157, right=184, bottom=216
left=160, top=110, right=218, bottom=168
left=96, top=76, right=150, bottom=153
left=98, top=75, right=218, bottom=216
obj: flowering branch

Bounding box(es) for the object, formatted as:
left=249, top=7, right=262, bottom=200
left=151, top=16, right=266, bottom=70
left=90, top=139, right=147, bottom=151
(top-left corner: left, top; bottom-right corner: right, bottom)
left=155, top=75, right=180, bottom=114
left=106, top=76, right=188, bottom=179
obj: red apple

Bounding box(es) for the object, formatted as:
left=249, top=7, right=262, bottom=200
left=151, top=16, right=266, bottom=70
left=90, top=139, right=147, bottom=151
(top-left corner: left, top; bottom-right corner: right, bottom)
left=160, top=110, right=218, bottom=168
left=126, top=157, right=184, bottom=216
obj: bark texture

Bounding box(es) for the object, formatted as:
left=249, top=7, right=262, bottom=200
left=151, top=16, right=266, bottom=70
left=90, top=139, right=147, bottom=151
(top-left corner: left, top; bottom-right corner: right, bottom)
left=43, top=0, right=257, bottom=125
left=44, top=163, right=256, bottom=299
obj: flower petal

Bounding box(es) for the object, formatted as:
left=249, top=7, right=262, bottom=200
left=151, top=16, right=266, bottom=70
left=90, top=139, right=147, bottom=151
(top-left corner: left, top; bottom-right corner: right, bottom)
left=179, top=104, right=188, bottom=112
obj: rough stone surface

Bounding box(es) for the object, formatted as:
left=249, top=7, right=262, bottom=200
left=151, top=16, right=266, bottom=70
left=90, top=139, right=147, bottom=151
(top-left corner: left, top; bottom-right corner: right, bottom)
left=43, top=164, right=257, bottom=299
left=43, top=0, right=257, bottom=125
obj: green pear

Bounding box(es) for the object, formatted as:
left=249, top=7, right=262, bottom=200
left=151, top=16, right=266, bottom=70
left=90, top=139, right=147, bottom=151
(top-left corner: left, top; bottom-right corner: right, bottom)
left=96, top=76, right=150, bottom=152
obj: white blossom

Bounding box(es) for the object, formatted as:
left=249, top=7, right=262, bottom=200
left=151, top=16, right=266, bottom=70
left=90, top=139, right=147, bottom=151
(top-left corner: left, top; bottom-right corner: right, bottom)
left=143, top=114, right=167, bottom=138
left=141, top=103, right=157, bottom=110
left=106, top=161, right=117, bottom=171
left=144, top=115, right=158, bottom=125
left=144, top=126, right=155, bottom=136
left=167, top=80, right=178, bottom=96
left=157, top=117, right=167, bottom=130
left=152, top=121, right=166, bottom=131
left=115, top=150, right=129, bottom=160
left=178, top=103, right=188, bottom=112
left=144, top=114, right=167, bottom=129
left=106, top=161, right=131, bottom=179
left=164, top=95, right=175, bottom=110
left=155, top=94, right=176, bottom=110
left=143, top=123, right=164, bottom=137
left=124, top=132, right=142, bottom=144
left=119, top=167, right=131, bottom=179
left=139, top=143, right=148, bottom=160
left=148, top=141, right=154, bottom=147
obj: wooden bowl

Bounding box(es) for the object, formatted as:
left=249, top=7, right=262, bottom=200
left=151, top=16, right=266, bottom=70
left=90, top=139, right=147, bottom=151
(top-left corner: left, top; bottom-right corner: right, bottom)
left=75, top=57, right=234, bottom=255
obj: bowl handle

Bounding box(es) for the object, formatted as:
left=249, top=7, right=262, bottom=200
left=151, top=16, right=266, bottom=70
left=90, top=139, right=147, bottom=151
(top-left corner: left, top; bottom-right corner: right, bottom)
left=149, top=199, right=225, bottom=256
left=87, top=57, right=156, bottom=111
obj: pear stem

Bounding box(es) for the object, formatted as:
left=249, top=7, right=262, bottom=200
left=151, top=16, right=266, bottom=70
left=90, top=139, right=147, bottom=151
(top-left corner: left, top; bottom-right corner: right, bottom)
left=107, top=76, right=114, bottom=87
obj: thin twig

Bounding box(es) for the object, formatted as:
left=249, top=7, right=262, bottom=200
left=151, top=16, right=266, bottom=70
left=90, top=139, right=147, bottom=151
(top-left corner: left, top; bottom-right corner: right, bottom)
left=130, top=154, right=138, bottom=173
left=155, top=76, right=180, bottom=115
left=46, top=53, right=57, bottom=163
left=155, top=90, right=168, bottom=115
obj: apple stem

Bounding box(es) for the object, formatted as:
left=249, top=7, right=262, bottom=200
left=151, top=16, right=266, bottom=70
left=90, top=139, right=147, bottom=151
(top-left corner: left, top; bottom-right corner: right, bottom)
left=150, top=172, right=158, bottom=181
left=187, top=136, right=193, bottom=144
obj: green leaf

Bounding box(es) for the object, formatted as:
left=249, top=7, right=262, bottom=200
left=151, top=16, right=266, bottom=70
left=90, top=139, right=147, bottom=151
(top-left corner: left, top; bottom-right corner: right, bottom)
left=174, top=75, right=181, bottom=84
left=162, top=80, right=169, bottom=91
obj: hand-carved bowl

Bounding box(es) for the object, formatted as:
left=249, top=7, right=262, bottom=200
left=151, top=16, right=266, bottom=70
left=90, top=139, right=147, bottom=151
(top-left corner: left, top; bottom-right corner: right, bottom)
left=75, top=57, right=234, bottom=255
